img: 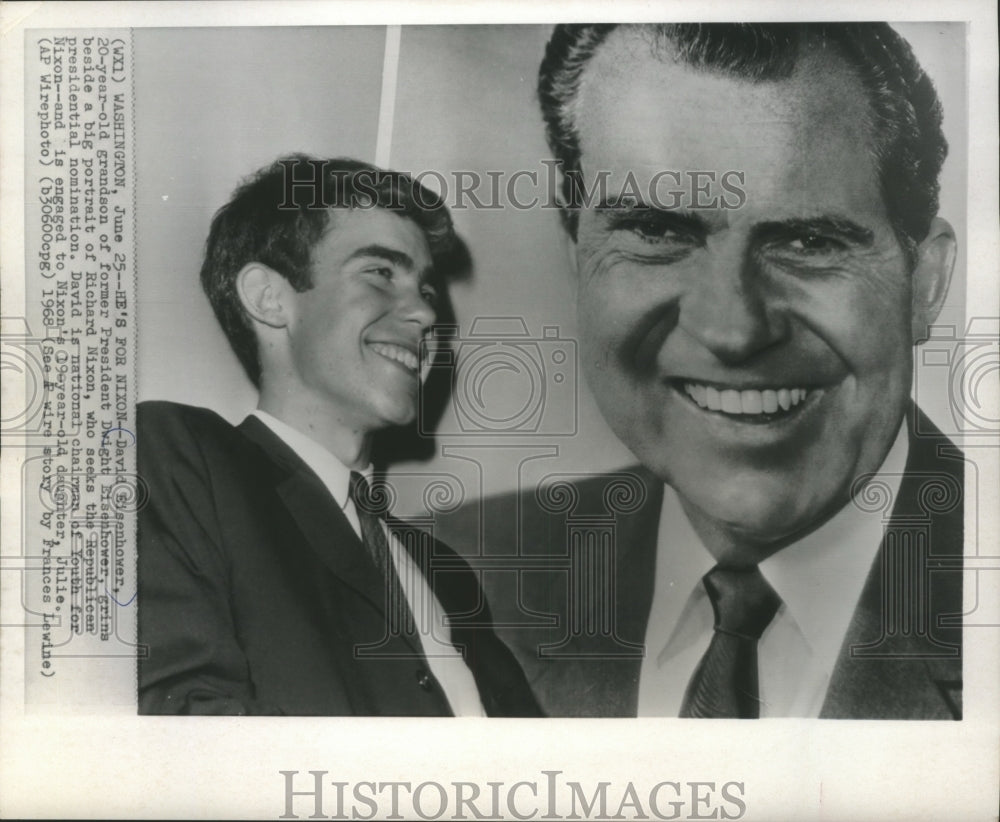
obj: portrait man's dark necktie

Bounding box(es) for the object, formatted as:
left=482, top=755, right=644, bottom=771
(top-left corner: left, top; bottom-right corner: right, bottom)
left=680, top=564, right=782, bottom=718
left=348, top=472, right=416, bottom=636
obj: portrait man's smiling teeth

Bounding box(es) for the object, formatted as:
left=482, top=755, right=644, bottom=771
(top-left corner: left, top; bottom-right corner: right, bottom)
left=681, top=382, right=810, bottom=416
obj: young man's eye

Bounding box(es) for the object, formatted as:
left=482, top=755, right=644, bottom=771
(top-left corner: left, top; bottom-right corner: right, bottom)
left=420, top=286, right=439, bottom=306
left=368, top=266, right=393, bottom=279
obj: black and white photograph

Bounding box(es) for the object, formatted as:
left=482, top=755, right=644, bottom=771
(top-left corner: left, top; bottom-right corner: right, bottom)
left=1, top=2, right=997, bottom=819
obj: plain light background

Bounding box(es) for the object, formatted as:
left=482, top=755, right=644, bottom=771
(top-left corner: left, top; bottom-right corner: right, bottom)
left=135, top=23, right=968, bottom=512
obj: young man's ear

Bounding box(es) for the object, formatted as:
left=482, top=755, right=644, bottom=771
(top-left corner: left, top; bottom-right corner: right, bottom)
left=911, top=217, right=957, bottom=343
left=236, top=263, right=292, bottom=329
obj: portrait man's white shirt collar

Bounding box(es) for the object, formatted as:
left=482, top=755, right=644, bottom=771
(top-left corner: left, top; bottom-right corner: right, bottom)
left=638, top=420, right=908, bottom=717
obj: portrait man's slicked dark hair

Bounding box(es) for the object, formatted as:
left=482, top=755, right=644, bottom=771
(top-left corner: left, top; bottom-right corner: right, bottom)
left=199, top=155, right=458, bottom=387
left=538, top=23, right=948, bottom=258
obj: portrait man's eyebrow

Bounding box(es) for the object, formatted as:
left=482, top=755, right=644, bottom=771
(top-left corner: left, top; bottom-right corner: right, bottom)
left=437, top=22, right=964, bottom=720
left=135, top=156, right=541, bottom=717
left=595, top=203, right=878, bottom=250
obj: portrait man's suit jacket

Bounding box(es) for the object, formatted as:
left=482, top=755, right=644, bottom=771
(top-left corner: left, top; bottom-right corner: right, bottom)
left=433, top=405, right=963, bottom=719
left=137, top=400, right=541, bottom=717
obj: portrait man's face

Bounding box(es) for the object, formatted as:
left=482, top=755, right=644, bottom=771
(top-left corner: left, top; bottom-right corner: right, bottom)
left=282, top=207, right=437, bottom=433
left=570, top=30, right=952, bottom=548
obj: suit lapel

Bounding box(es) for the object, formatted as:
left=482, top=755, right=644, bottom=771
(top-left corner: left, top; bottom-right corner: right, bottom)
left=236, top=416, right=426, bottom=658
left=530, top=468, right=663, bottom=716
left=822, top=407, right=963, bottom=719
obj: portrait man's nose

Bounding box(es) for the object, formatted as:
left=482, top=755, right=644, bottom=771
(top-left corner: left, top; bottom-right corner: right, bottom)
left=674, top=237, right=790, bottom=366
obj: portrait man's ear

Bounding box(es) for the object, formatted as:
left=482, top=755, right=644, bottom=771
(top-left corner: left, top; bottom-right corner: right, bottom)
left=236, top=262, right=293, bottom=329
left=911, top=216, right=957, bottom=343
left=564, top=226, right=580, bottom=290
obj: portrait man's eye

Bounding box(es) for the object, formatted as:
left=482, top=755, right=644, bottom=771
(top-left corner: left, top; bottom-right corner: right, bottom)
left=753, top=219, right=878, bottom=268
left=757, top=233, right=853, bottom=268
left=789, top=233, right=847, bottom=253
left=602, top=209, right=704, bottom=260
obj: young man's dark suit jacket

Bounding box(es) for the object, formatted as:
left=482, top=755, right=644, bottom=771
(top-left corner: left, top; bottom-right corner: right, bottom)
left=433, top=405, right=964, bottom=719
left=137, top=400, right=542, bottom=717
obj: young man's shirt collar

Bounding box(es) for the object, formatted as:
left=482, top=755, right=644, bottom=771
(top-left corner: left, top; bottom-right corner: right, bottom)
left=251, top=409, right=486, bottom=717
left=252, top=409, right=366, bottom=538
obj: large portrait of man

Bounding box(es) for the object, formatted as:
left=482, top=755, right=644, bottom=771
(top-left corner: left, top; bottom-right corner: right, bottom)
left=433, top=22, right=967, bottom=720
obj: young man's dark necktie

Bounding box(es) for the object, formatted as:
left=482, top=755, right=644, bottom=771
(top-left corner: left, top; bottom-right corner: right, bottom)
left=348, top=472, right=416, bottom=637
left=679, top=564, right=782, bottom=718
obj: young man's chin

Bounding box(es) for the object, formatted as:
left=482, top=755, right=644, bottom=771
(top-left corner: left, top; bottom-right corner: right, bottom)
left=375, top=398, right=420, bottom=430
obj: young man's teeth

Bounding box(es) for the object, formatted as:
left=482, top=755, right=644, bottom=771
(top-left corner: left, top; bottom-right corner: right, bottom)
left=683, top=383, right=809, bottom=414
left=370, top=342, right=419, bottom=372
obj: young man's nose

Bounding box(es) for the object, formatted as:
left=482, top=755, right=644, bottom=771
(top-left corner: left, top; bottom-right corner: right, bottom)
left=398, top=281, right=436, bottom=331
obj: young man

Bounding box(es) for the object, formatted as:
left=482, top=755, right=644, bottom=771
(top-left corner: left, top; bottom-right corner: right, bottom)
left=137, top=157, right=541, bottom=717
